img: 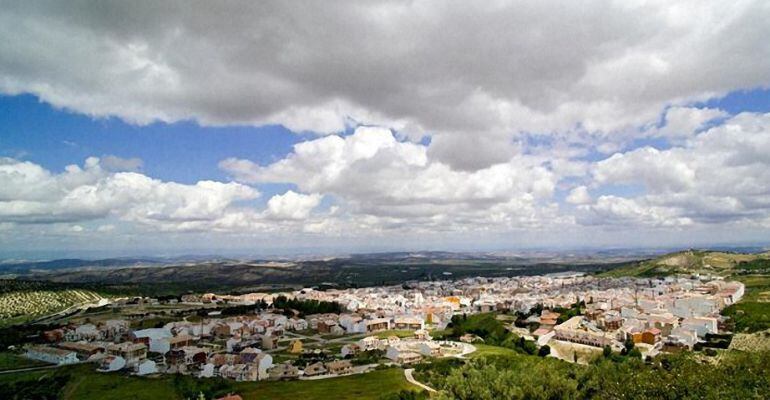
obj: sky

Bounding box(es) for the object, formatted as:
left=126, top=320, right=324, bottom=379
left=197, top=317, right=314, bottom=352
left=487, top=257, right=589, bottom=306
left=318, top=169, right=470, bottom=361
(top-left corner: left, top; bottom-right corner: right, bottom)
left=1, top=1, right=770, bottom=258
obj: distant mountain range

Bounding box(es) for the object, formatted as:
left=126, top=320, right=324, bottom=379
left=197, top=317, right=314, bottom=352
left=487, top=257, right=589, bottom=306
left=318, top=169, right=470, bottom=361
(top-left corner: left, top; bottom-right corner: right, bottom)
left=0, top=247, right=764, bottom=281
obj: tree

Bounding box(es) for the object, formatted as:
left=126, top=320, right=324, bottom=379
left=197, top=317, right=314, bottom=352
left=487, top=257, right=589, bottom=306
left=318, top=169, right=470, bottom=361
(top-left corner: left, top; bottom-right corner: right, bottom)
left=628, top=347, right=642, bottom=359
left=603, top=345, right=612, bottom=358
left=538, top=345, right=550, bottom=357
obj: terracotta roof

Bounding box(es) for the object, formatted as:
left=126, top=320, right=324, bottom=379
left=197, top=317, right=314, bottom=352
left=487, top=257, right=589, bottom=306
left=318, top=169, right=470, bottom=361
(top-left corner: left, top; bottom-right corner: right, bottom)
left=215, top=395, right=243, bottom=400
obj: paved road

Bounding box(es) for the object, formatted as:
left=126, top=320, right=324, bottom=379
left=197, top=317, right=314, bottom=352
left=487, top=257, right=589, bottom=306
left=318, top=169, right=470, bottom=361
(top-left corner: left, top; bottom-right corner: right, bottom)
left=0, top=361, right=88, bottom=375
left=299, top=363, right=378, bottom=380
left=404, top=368, right=436, bottom=393
left=0, top=364, right=59, bottom=375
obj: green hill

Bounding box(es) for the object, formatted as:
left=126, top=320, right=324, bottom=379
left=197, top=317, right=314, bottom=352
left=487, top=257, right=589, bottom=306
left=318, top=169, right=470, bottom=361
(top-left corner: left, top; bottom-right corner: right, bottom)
left=599, top=250, right=769, bottom=278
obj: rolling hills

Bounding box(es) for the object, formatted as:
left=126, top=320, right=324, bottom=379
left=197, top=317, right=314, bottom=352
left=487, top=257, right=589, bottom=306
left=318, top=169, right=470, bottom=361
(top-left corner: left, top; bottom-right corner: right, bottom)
left=598, top=249, right=770, bottom=278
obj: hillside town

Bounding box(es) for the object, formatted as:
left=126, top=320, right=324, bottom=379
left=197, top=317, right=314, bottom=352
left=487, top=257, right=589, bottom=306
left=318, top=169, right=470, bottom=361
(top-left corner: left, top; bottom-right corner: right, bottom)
left=24, top=273, right=744, bottom=382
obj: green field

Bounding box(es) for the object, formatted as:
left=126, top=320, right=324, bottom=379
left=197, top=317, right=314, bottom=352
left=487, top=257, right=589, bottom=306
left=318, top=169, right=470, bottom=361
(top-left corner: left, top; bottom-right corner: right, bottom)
left=0, top=363, right=417, bottom=400
left=722, top=275, right=770, bottom=333
left=468, top=343, right=521, bottom=358
left=233, top=368, right=415, bottom=400
left=0, top=351, right=46, bottom=371
left=374, top=330, right=416, bottom=339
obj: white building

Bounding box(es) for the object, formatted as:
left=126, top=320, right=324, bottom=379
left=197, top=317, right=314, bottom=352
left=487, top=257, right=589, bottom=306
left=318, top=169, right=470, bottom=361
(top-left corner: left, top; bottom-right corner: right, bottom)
left=26, top=346, right=78, bottom=365
left=135, top=359, right=157, bottom=376
left=99, top=355, right=126, bottom=372
left=132, top=328, right=173, bottom=353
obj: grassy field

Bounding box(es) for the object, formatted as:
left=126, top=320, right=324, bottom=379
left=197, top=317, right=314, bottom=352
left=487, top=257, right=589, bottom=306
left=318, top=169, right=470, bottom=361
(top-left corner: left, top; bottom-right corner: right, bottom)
left=0, top=351, right=46, bottom=371
left=374, top=330, right=416, bottom=339
left=468, top=343, right=521, bottom=358
left=722, top=275, right=770, bottom=333
left=62, top=368, right=179, bottom=400
left=233, top=367, right=415, bottom=399
left=0, top=363, right=416, bottom=400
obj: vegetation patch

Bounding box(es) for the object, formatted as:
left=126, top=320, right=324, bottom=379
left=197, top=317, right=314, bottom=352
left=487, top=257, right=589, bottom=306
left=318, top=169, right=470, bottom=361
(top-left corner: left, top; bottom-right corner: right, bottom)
left=0, top=281, right=102, bottom=327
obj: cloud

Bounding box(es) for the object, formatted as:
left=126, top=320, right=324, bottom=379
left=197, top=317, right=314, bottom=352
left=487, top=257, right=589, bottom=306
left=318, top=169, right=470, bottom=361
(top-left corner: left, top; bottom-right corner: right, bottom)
left=566, top=186, right=592, bottom=205
left=1, top=1, right=770, bottom=170
left=221, top=126, right=563, bottom=231
left=266, top=191, right=322, bottom=220
left=0, top=157, right=261, bottom=228
left=576, top=195, right=694, bottom=227
left=654, top=107, right=728, bottom=139
left=96, top=224, right=115, bottom=232
left=583, top=112, right=770, bottom=226
left=100, top=155, right=144, bottom=172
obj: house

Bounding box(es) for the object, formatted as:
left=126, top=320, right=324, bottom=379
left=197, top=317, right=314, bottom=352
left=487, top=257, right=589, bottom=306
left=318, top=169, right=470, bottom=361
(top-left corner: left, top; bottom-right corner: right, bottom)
left=667, top=327, right=699, bottom=349
left=303, top=361, right=327, bottom=377
left=394, top=317, right=423, bottom=330
left=167, top=346, right=207, bottom=366
left=365, top=318, right=390, bottom=332
left=199, top=363, right=216, bottom=378
left=239, top=347, right=262, bottom=363
left=168, top=334, right=193, bottom=350
left=330, top=325, right=346, bottom=336
left=210, top=353, right=242, bottom=367
left=325, top=359, right=352, bottom=375
left=135, top=359, right=157, bottom=376
left=226, top=337, right=240, bottom=352
left=106, top=342, right=147, bottom=366
left=58, top=342, right=104, bottom=359
left=338, top=314, right=365, bottom=333
left=641, top=328, right=661, bottom=345
left=681, top=317, right=718, bottom=337
left=269, top=363, right=300, bottom=380
left=213, top=323, right=232, bottom=338
left=340, top=344, right=360, bottom=358
left=131, top=328, right=173, bottom=353
left=99, top=355, right=126, bottom=372
left=214, top=395, right=243, bottom=400
left=532, top=327, right=552, bottom=338
left=413, top=329, right=431, bottom=341
left=26, top=346, right=78, bottom=365
left=539, top=310, right=561, bottom=327
left=553, top=316, right=614, bottom=348
left=417, top=341, right=441, bottom=357
left=357, top=336, right=382, bottom=351
left=261, top=335, right=278, bottom=350
left=288, top=339, right=303, bottom=354
left=287, top=318, right=308, bottom=331
left=42, top=328, right=64, bottom=342
left=317, top=320, right=337, bottom=333
left=385, top=346, right=422, bottom=364
left=101, top=319, right=130, bottom=339
left=219, top=364, right=258, bottom=381
left=75, top=324, right=101, bottom=341
left=254, top=353, right=273, bottom=380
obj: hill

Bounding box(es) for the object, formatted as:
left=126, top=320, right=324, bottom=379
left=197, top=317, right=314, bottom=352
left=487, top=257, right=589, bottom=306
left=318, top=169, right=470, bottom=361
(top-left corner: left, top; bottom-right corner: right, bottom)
left=598, top=249, right=770, bottom=278
left=16, top=256, right=634, bottom=293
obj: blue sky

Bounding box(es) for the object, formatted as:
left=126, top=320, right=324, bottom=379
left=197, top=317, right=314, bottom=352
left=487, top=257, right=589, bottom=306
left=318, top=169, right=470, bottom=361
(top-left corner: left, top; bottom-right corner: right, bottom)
left=1, top=2, right=770, bottom=258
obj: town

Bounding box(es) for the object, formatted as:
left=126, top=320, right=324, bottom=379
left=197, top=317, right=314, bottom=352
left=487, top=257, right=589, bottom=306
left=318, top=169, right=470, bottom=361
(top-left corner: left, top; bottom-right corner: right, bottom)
left=23, top=272, right=745, bottom=385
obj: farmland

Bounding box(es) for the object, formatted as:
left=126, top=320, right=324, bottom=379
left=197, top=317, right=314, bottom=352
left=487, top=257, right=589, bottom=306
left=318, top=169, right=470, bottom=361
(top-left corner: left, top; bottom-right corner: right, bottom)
left=0, top=280, right=103, bottom=327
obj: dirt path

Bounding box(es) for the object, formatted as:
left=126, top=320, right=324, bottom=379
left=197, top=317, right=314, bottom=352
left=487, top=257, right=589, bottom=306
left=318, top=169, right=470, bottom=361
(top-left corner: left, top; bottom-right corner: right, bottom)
left=404, top=368, right=436, bottom=393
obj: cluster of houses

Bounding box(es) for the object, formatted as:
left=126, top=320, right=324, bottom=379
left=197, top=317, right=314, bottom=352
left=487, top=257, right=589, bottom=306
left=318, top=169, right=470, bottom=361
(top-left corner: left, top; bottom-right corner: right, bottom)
left=24, top=273, right=744, bottom=378
left=24, top=308, right=459, bottom=381
left=289, top=273, right=743, bottom=353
